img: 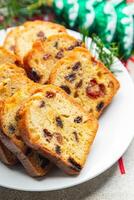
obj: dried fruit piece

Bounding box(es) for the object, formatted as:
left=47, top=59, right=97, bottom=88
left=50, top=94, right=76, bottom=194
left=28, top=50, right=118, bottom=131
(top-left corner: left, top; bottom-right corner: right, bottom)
left=55, top=50, right=64, bottom=59
left=67, top=45, right=74, bottom=51
left=74, top=91, right=79, bottom=98
left=43, top=54, right=51, bottom=60
left=60, top=85, right=71, bottom=94
left=68, top=157, right=81, bottom=172
left=65, top=73, right=76, bottom=82
left=46, top=91, right=56, bottom=98
left=56, top=117, right=63, bottom=128
left=43, top=129, right=52, bottom=142
left=72, top=62, right=81, bottom=71
left=86, top=79, right=105, bottom=99
left=73, top=131, right=79, bottom=142
left=96, top=101, right=104, bottom=112
left=75, top=79, right=83, bottom=88
left=74, top=116, right=82, bottom=123
left=39, top=100, right=45, bottom=108
left=75, top=40, right=82, bottom=47
left=55, top=145, right=61, bottom=154
left=28, top=68, right=41, bottom=82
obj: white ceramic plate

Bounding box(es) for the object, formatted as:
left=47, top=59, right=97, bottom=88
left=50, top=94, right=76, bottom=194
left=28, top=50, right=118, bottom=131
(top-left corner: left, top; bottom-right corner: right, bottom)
left=0, top=29, right=134, bottom=192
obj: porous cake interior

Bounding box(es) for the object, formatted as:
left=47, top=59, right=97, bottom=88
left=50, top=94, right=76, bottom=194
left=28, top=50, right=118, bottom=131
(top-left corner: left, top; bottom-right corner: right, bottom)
left=23, top=86, right=98, bottom=170
left=50, top=47, right=119, bottom=118
left=24, top=34, right=82, bottom=84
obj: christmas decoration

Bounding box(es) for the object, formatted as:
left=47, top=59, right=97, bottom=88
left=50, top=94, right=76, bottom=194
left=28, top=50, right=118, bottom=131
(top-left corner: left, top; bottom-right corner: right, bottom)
left=0, top=0, right=133, bottom=60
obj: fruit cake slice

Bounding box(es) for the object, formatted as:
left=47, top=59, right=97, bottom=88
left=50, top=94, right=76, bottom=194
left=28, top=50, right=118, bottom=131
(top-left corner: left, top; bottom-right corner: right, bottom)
left=0, top=47, right=18, bottom=66
left=3, top=26, right=23, bottom=54
left=0, top=63, right=26, bottom=166
left=0, top=80, right=52, bottom=177
left=50, top=47, right=120, bottom=118
left=24, top=33, right=83, bottom=84
left=18, top=85, right=98, bottom=175
left=15, top=20, right=67, bottom=62
left=0, top=139, right=17, bottom=165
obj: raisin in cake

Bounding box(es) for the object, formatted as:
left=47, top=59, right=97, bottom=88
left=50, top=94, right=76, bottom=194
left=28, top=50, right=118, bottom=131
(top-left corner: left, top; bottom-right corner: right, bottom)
left=24, top=33, right=83, bottom=84
left=15, top=20, right=67, bottom=62
left=18, top=85, right=98, bottom=175
left=50, top=47, right=120, bottom=118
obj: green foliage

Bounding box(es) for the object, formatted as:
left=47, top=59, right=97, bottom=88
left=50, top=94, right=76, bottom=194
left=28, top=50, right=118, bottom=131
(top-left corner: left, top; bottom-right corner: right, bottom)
left=0, top=0, right=47, bottom=28
left=92, top=34, right=121, bottom=73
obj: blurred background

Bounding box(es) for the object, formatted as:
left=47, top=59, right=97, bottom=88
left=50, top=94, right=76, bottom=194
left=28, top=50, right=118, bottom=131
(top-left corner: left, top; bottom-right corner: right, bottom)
left=0, top=0, right=134, bottom=64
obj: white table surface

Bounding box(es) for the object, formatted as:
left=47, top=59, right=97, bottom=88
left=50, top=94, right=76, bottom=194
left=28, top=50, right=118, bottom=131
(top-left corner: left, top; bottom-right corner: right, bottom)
left=0, top=61, right=134, bottom=200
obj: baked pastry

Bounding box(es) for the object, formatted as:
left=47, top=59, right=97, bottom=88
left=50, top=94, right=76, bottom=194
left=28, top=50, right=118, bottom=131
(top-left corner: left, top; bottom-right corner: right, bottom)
left=0, top=47, right=18, bottom=65
left=24, top=33, right=83, bottom=84
left=0, top=64, right=52, bottom=176
left=3, top=26, right=23, bottom=54
left=0, top=139, right=17, bottom=165
left=18, top=85, right=98, bottom=175
left=0, top=63, right=26, bottom=166
left=15, top=20, right=67, bottom=62
left=50, top=47, right=120, bottom=118
left=0, top=82, right=52, bottom=177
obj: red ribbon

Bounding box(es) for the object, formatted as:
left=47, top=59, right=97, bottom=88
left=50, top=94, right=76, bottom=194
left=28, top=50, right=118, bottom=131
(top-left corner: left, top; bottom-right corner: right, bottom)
left=118, top=157, right=126, bottom=174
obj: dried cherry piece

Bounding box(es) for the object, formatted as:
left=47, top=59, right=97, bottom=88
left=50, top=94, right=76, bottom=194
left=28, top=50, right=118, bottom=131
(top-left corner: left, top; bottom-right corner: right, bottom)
left=56, top=117, right=63, bottom=128
left=86, top=79, right=105, bottom=99
left=60, top=85, right=71, bottom=94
